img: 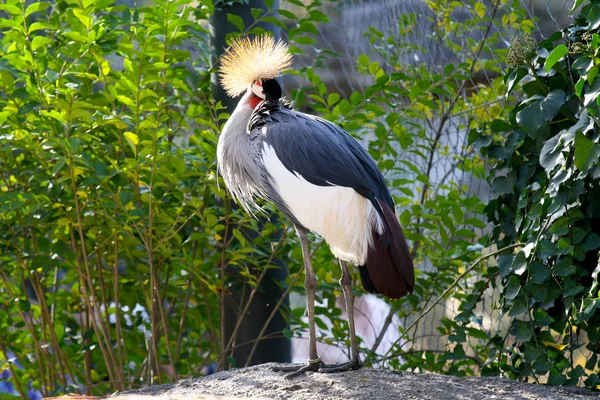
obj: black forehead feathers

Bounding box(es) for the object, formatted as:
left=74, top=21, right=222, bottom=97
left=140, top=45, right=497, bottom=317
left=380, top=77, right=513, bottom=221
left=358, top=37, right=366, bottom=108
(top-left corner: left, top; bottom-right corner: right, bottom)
left=262, top=79, right=282, bottom=101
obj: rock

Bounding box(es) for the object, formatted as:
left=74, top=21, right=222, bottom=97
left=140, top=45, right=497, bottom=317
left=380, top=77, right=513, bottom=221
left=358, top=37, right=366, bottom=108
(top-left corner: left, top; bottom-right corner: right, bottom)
left=114, top=363, right=597, bottom=400
left=118, top=396, right=262, bottom=400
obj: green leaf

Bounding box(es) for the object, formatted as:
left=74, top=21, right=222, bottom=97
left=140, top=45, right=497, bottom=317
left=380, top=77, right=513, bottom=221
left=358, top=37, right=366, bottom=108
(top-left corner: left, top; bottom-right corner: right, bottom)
left=31, top=36, right=53, bottom=51
left=25, top=2, right=51, bottom=18
left=506, top=67, right=527, bottom=95
left=293, top=36, right=317, bottom=45
left=533, top=308, right=554, bottom=326
left=549, top=216, right=570, bottom=236
left=491, top=175, right=513, bottom=194
left=464, top=217, right=486, bottom=229
left=52, top=160, right=66, bottom=175
left=467, top=327, right=488, bottom=340
left=327, top=93, right=340, bottom=106
left=529, top=283, right=548, bottom=304
left=0, top=4, right=22, bottom=14
left=251, top=8, right=262, bottom=20
left=226, top=356, right=236, bottom=368
left=581, top=233, right=600, bottom=253
left=498, top=253, right=514, bottom=277
left=452, top=344, right=466, bottom=360
left=358, top=54, right=370, bottom=68
left=261, top=16, right=286, bottom=30
left=490, top=119, right=512, bottom=132
left=589, top=5, right=600, bottom=30
left=544, top=44, right=568, bottom=72
left=117, top=95, right=135, bottom=109
left=516, top=90, right=565, bottom=137
left=548, top=368, right=568, bottom=386
left=314, top=316, right=327, bottom=330
left=572, top=56, right=592, bottom=72
left=28, top=21, right=58, bottom=33
left=123, top=132, right=139, bottom=155
left=227, top=14, right=244, bottom=32
left=199, top=0, right=214, bottom=14
left=563, top=279, right=584, bottom=297
left=588, top=66, right=599, bottom=84
left=40, top=110, right=67, bottom=124
left=307, top=10, right=329, bottom=23
left=524, top=342, right=542, bottom=363
left=264, top=0, right=274, bottom=9
left=509, top=292, right=529, bottom=317
left=505, top=276, right=521, bottom=300
left=474, top=2, right=485, bottom=18
left=73, top=8, right=93, bottom=30
left=584, top=75, right=600, bottom=107
left=512, top=251, right=527, bottom=276
left=349, top=91, right=363, bottom=106
left=532, top=356, right=552, bottom=374
left=18, top=299, right=30, bottom=313
left=586, top=354, right=597, bottom=371
left=278, top=9, right=297, bottom=19
left=574, top=131, right=600, bottom=173
left=553, top=257, right=576, bottom=277
left=570, top=0, right=585, bottom=14
left=575, top=77, right=585, bottom=98
left=63, top=31, right=91, bottom=43
left=511, top=320, right=533, bottom=342
left=232, top=229, right=246, bottom=246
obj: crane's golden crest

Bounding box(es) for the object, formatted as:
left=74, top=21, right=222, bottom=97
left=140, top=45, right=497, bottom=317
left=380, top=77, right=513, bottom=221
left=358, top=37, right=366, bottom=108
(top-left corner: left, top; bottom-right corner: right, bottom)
left=219, top=35, right=292, bottom=97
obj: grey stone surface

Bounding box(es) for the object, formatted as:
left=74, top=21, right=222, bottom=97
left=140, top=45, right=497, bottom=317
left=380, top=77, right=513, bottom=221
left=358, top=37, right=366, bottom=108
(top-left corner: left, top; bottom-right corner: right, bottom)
left=115, top=363, right=598, bottom=400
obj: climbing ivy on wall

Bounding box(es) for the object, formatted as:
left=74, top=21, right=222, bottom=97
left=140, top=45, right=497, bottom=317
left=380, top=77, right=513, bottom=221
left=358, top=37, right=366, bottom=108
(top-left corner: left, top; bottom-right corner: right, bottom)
left=475, top=0, right=600, bottom=388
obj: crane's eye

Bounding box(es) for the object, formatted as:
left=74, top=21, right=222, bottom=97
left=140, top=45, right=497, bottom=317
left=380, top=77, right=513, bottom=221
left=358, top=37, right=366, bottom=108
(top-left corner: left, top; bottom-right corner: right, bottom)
left=251, top=81, right=265, bottom=99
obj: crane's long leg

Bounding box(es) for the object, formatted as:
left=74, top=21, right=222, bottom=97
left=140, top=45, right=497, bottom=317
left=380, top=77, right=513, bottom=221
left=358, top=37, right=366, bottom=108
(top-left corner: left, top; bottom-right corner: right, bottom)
left=272, top=227, right=322, bottom=378
left=321, top=260, right=362, bottom=373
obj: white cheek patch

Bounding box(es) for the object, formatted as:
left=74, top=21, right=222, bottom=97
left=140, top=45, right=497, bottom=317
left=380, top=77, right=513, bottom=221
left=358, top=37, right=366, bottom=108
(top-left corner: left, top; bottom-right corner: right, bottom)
left=252, top=83, right=265, bottom=99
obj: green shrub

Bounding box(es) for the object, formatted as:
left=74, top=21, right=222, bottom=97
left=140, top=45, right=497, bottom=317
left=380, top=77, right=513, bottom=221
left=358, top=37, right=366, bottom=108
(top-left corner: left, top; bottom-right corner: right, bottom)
left=475, top=0, right=600, bottom=388
left=0, top=0, right=234, bottom=394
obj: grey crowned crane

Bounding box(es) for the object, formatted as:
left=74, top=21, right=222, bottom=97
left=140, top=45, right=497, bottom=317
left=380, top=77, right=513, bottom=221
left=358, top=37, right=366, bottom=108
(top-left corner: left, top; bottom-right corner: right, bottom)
left=217, top=35, right=414, bottom=378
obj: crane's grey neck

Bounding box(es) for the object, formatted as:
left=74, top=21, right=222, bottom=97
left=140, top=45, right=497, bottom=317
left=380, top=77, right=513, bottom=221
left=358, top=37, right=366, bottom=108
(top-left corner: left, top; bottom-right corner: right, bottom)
left=217, top=90, right=266, bottom=213
left=220, top=90, right=253, bottom=140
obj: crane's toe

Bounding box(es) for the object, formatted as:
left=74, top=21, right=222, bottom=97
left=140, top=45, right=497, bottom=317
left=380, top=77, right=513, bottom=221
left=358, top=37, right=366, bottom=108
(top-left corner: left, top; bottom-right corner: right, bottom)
left=272, top=359, right=322, bottom=379
left=319, top=356, right=362, bottom=373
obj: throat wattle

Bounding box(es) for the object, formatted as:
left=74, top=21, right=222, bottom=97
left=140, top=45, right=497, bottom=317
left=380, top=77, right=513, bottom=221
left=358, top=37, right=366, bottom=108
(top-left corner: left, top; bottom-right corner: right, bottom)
left=249, top=96, right=263, bottom=109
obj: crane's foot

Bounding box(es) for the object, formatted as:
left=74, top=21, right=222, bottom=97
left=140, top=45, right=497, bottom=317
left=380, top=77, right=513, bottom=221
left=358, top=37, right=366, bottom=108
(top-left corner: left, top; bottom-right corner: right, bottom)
left=320, top=356, right=362, bottom=373
left=272, top=357, right=322, bottom=379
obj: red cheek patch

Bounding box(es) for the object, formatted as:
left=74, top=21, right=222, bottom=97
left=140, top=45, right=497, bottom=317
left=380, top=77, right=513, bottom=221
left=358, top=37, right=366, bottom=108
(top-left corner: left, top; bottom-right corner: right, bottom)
left=249, top=96, right=262, bottom=109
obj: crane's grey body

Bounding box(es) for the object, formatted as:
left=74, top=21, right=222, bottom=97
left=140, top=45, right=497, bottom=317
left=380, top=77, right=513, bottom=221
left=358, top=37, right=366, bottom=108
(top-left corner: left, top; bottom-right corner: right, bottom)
left=218, top=91, right=394, bottom=265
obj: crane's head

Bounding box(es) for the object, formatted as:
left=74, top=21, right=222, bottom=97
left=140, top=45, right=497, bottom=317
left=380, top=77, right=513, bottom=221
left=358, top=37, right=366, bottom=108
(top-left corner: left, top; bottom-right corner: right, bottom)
left=219, top=35, right=291, bottom=109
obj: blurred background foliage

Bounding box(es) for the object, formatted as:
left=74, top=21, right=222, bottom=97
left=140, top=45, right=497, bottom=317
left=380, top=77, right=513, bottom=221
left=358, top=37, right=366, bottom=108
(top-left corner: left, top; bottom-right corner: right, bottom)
left=0, top=0, right=598, bottom=398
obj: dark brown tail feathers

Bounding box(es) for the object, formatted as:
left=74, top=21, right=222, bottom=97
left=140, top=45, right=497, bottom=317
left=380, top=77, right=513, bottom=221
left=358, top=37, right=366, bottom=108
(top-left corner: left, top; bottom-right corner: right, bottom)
left=359, top=200, right=414, bottom=299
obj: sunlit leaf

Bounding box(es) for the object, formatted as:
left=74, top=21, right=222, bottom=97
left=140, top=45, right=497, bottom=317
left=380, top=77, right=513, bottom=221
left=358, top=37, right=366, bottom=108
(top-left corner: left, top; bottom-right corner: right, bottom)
left=544, top=44, right=568, bottom=72
left=574, top=131, right=600, bottom=173
left=25, top=2, right=51, bottom=18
